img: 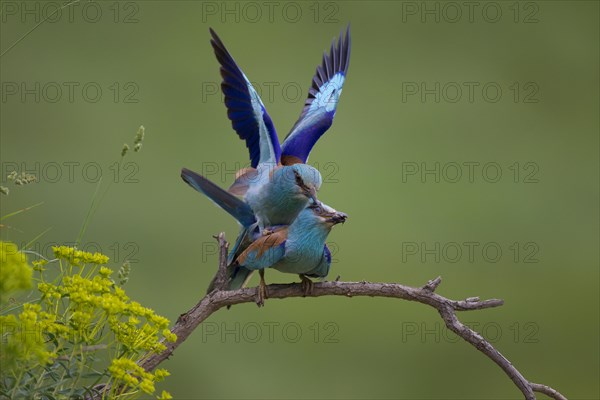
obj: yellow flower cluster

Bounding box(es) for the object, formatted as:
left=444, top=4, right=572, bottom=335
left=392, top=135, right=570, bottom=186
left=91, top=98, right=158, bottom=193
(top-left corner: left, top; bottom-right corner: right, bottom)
left=0, top=305, right=57, bottom=371
left=1, top=243, right=175, bottom=399
left=38, top=265, right=177, bottom=351
left=52, top=245, right=109, bottom=266
left=0, top=241, right=32, bottom=301
left=32, top=259, right=48, bottom=271
left=108, top=358, right=170, bottom=395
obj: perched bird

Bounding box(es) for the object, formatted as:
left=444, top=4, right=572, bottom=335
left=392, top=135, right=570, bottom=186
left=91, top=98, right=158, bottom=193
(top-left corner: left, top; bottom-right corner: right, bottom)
left=231, top=202, right=347, bottom=306
left=208, top=26, right=351, bottom=228
left=180, top=169, right=347, bottom=306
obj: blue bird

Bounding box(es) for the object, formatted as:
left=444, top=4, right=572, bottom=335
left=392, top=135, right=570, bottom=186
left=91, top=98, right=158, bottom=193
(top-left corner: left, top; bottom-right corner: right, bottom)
left=180, top=169, right=346, bottom=306
left=231, top=202, right=347, bottom=306
left=208, top=27, right=351, bottom=228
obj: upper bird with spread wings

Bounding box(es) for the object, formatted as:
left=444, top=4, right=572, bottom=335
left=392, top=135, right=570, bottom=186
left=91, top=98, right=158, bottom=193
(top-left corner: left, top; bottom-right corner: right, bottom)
left=210, top=25, right=351, bottom=168
left=207, top=26, right=351, bottom=228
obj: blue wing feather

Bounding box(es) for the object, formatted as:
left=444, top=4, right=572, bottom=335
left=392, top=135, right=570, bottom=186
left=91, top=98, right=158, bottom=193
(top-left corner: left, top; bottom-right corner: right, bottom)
left=280, top=26, right=351, bottom=165
left=181, top=168, right=257, bottom=227
left=305, top=245, right=332, bottom=278
left=210, top=28, right=281, bottom=167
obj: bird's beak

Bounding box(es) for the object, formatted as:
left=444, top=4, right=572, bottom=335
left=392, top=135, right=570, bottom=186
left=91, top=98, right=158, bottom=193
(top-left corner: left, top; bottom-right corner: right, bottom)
left=327, top=212, right=348, bottom=225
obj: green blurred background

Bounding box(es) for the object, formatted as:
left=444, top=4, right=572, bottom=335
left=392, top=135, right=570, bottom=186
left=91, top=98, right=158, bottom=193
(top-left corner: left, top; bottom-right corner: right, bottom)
left=1, top=1, right=598, bottom=398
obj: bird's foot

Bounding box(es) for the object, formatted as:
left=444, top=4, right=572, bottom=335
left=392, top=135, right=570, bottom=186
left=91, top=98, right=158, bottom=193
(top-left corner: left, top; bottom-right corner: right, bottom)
left=256, top=270, right=269, bottom=307
left=255, top=283, right=266, bottom=307
left=299, top=274, right=314, bottom=296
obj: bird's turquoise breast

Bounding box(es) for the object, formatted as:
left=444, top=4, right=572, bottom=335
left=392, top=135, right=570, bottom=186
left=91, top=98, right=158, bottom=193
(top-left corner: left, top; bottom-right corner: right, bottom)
left=272, top=246, right=323, bottom=274
left=272, top=221, right=328, bottom=274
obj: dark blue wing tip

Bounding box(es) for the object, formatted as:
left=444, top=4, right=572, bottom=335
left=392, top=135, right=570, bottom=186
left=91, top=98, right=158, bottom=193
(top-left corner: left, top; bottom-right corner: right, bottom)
left=304, top=25, right=351, bottom=108
left=209, top=27, right=223, bottom=47
left=209, top=28, right=240, bottom=72
left=329, top=25, right=351, bottom=77
left=210, top=30, right=231, bottom=63
left=343, top=24, right=351, bottom=74
left=207, top=29, right=265, bottom=168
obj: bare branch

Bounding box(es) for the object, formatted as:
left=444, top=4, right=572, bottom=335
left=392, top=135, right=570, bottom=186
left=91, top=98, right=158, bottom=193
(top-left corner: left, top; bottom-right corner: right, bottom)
left=101, top=233, right=567, bottom=399
left=531, top=383, right=569, bottom=400
left=139, top=279, right=504, bottom=369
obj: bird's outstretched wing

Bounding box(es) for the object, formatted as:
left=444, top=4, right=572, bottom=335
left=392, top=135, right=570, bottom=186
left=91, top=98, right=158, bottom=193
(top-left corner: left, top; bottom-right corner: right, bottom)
left=210, top=28, right=281, bottom=167
left=181, top=168, right=256, bottom=227
left=280, top=26, right=351, bottom=165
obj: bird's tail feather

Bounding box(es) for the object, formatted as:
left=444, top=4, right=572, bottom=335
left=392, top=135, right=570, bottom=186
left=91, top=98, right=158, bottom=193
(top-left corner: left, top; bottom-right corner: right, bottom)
left=181, top=168, right=256, bottom=227
left=205, top=262, right=254, bottom=292
left=228, top=265, right=254, bottom=290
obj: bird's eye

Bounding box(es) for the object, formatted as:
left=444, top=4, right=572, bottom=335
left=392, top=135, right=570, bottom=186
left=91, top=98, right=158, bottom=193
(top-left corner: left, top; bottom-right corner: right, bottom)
left=293, top=170, right=304, bottom=187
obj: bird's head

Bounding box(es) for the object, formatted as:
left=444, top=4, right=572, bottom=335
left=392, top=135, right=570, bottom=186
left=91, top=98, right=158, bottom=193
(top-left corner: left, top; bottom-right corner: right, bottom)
left=308, top=201, right=348, bottom=227
left=286, top=164, right=322, bottom=203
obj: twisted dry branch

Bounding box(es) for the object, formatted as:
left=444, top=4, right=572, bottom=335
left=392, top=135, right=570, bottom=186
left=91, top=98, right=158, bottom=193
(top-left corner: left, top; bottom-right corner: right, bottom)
left=122, top=233, right=567, bottom=399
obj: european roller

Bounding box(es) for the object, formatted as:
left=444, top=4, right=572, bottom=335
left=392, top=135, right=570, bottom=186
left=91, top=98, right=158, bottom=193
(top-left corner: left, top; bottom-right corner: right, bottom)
left=230, top=202, right=347, bottom=306
left=207, top=26, right=351, bottom=228
left=181, top=169, right=347, bottom=306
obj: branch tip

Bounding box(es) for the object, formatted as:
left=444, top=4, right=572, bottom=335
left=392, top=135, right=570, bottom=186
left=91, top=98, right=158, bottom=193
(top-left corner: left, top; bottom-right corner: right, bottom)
left=423, top=276, right=442, bottom=292
left=211, top=232, right=230, bottom=291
